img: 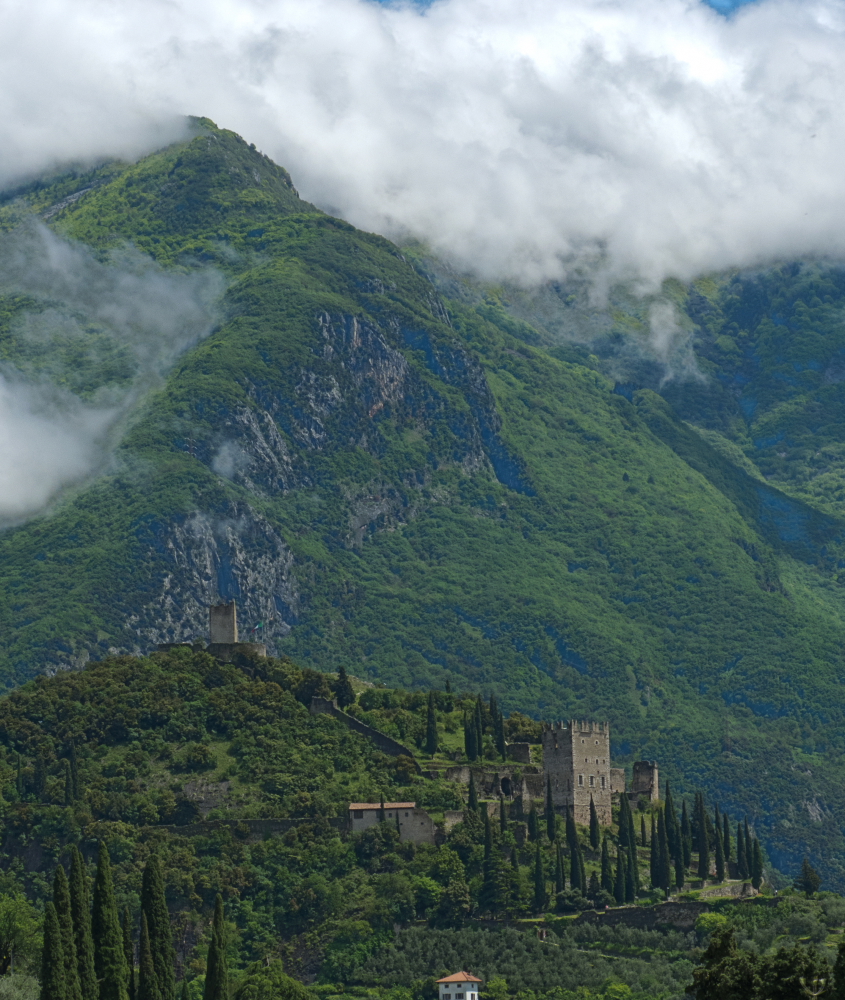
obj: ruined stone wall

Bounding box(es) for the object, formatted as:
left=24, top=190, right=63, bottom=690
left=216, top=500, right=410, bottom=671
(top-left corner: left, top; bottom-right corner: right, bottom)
left=310, top=697, right=422, bottom=772
left=542, top=720, right=612, bottom=825
left=630, top=760, right=659, bottom=803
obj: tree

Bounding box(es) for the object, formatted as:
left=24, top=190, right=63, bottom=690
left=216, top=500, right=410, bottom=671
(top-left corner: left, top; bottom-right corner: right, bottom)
left=614, top=850, right=626, bottom=905
left=332, top=666, right=355, bottom=709
left=640, top=815, right=647, bottom=848
left=464, top=713, right=476, bottom=762
left=425, top=692, right=438, bottom=755
left=137, top=915, right=161, bottom=1000
left=601, top=837, right=613, bottom=895
left=69, top=847, right=97, bottom=1000
left=53, top=866, right=81, bottom=1000
left=63, top=761, right=74, bottom=808
left=0, top=893, right=40, bottom=977
left=624, top=851, right=636, bottom=903
left=649, top=814, right=657, bottom=888
left=696, top=796, right=710, bottom=881
left=554, top=844, right=565, bottom=895
left=751, top=839, right=763, bottom=891
left=545, top=777, right=555, bottom=841
left=832, top=935, right=845, bottom=1000
left=722, top=812, right=731, bottom=864
left=532, top=845, right=547, bottom=913
left=473, top=699, right=484, bottom=761
left=657, top=810, right=671, bottom=895
left=681, top=800, right=692, bottom=869
left=203, top=896, right=228, bottom=1000
left=499, top=796, right=507, bottom=834
left=68, top=742, right=80, bottom=801
left=675, top=845, right=685, bottom=892
left=736, top=822, right=748, bottom=880
left=589, top=796, right=600, bottom=851
left=41, top=902, right=67, bottom=1000
left=713, top=806, right=725, bottom=883
left=468, top=773, right=478, bottom=813
left=122, top=908, right=136, bottom=1000
left=687, top=927, right=759, bottom=1000
left=570, top=841, right=583, bottom=892
left=795, top=856, right=820, bottom=898
left=665, top=782, right=680, bottom=861
left=618, top=795, right=630, bottom=848
left=141, top=856, right=174, bottom=1000
left=92, top=843, right=129, bottom=1000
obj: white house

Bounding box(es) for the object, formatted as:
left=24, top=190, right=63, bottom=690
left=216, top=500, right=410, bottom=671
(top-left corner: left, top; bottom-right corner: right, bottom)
left=436, top=972, right=483, bottom=1000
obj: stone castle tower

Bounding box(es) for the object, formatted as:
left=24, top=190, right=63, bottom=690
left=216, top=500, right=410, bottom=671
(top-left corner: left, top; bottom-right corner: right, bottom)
left=542, top=720, right=612, bottom=826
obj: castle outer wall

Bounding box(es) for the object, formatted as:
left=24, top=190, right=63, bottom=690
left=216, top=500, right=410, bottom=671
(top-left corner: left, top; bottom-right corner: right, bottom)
left=542, top=720, right=612, bottom=826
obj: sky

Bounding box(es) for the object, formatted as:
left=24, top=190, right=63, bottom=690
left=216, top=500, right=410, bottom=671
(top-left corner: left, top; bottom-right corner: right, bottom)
left=1, top=0, right=845, bottom=518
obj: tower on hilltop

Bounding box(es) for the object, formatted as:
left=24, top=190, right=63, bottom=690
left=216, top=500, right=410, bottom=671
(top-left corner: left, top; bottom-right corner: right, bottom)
left=542, top=720, right=612, bottom=826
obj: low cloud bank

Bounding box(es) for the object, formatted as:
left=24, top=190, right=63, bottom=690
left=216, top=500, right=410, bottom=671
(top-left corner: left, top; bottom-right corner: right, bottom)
left=4, top=0, right=845, bottom=288
left=0, top=225, right=221, bottom=524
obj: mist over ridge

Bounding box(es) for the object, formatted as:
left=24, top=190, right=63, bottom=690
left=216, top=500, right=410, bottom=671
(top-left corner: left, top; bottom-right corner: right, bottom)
left=2, top=0, right=845, bottom=291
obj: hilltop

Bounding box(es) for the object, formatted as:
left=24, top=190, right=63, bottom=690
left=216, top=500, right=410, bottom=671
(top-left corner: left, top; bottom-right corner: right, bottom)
left=1, top=120, right=845, bottom=886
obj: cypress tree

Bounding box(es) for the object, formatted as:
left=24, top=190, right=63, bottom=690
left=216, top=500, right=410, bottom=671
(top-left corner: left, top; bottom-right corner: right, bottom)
left=570, top=842, right=582, bottom=891
left=425, top=692, right=438, bottom=755
left=628, top=838, right=640, bottom=898
left=527, top=802, right=539, bottom=842
left=681, top=800, right=692, bottom=869
left=640, top=815, right=647, bottom=848
left=614, top=850, right=626, bottom=905
left=674, top=844, right=685, bottom=892
left=180, top=984, right=189, bottom=1000
left=54, top=866, right=81, bottom=1000
left=122, top=908, right=136, bottom=1000
left=463, top=713, right=476, bottom=761
left=474, top=699, right=484, bottom=759
left=483, top=811, right=493, bottom=861
left=565, top=809, right=578, bottom=854
left=618, top=795, right=630, bottom=848
left=723, top=812, right=731, bottom=864
left=751, top=839, right=763, bottom=890
left=499, top=796, right=507, bottom=834
left=589, top=796, right=600, bottom=851
left=649, top=815, right=657, bottom=887
left=578, top=848, right=586, bottom=899
left=138, top=915, right=161, bottom=1000
left=714, top=807, right=725, bottom=883
left=468, top=772, right=478, bottom=812
left=532, top=845, right=546, bottom=912
left=743, top=818, right=752, bottom=872
left=554, top=844, right=565, bottom=895
left=587, top=871, right=600, bottom=901
left=92, top=842, right=129, bottom=1000
left=601, top=837, right=613, bottom=895
left=70, top=847, right=97, bottom=1000
left=41, top=901, right=67, bottom=1000
left=332, top=666, right=355, bottom=709
left=625, top=851, right=636, bottom=903
left=736, top=821, right=748, bottom=879
left=657, top=810, right=671, bottom=895
left=546, top=776, right=556, bottom=841
left=203, top=896, right=228, bottom=1000
left=664, top=782, right=679, bottom=861
left=141, top=856, right=174, bottom=1000
left=696, top=798, right=709, bottom=882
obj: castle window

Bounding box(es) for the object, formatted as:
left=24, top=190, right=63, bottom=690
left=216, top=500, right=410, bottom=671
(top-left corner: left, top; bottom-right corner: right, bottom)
left=589, top=775, right=594, bottom=786
left=601, top=776, right=606, bottom=789
left=578, top=774, right=584, bottom=786
left=595, top=740, right=599, bottom=745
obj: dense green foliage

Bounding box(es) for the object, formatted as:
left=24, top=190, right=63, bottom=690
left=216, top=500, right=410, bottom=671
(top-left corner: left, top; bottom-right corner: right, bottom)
left=2, top=120, right=845, bottom=892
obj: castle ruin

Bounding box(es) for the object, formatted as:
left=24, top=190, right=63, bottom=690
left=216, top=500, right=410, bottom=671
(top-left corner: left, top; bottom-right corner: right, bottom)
left=542, top=720, right=612, bottom=826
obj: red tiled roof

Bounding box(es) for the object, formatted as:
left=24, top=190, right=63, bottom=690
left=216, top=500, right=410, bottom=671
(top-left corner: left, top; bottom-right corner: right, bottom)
left=348, top=802, right=416, bottom=811
left=436, top=973, right=483, bottom=984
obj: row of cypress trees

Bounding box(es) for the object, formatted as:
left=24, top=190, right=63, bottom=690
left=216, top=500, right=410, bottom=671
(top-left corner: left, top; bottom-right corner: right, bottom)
left=463, top=695, right=506, bottom=762
left=40, top=845, right=229, bottom=1000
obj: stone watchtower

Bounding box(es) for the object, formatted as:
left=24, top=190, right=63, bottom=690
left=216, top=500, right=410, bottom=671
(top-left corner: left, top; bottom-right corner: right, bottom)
left=542, top=720, right=612, bottom=826
left=210, top=601, right=238, bottom=644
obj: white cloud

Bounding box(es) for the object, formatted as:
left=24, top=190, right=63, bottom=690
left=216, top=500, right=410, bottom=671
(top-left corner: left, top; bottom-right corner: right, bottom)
left=0, top=224, right=222, bottom=523
left=3, top=0, right=845, bottom=289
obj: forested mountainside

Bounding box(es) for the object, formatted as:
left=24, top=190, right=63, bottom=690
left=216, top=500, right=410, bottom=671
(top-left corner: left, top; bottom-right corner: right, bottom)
left=2, top=120, right=845, bottom=885
left=0, top=647, right=838, bottom=1000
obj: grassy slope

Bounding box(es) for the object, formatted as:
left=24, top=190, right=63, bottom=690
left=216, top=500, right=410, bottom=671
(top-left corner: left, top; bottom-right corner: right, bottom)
left=0, top=123, right=844, bottom=883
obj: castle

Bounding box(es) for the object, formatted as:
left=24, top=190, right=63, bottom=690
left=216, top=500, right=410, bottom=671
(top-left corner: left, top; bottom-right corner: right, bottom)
left=542, top=719, right=658, bottom=825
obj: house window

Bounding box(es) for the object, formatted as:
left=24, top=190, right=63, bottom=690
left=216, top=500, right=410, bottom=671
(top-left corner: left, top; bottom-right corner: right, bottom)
left=353, top=810, right=363, bottom=818
left=590, top=775, right=594, bottom=787
left=456, top=993, right=464, bottom=998
left=405, top=812, right=409, bottom=816
left=443, top=995, right=451, bottom=998
left=578, top=774, right=584, bottom=786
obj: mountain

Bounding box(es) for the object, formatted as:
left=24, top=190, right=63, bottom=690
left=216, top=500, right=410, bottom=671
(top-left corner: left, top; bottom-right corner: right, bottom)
left=2, top=119, right=845, bottom=885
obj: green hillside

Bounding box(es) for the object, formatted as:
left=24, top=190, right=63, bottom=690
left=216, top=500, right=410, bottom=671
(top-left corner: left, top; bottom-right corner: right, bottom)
left=1, top=120, right=845, bottom=886
left=0, top=646, right=838, bottom=1000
